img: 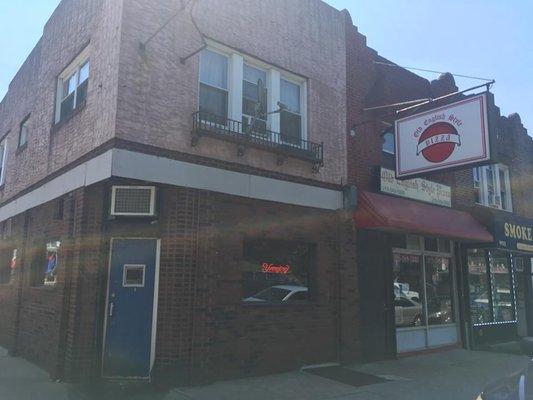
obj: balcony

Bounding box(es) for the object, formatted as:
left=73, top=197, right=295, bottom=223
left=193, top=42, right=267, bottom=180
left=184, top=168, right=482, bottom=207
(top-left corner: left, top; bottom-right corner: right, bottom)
left=191, top=111, right=324, bottom=172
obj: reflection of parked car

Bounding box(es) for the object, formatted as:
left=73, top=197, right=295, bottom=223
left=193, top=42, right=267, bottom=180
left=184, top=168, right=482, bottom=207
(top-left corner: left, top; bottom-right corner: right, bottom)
left=394, top=282, right=420, bottom=302
left=394, top=296, right=423, bottom=327
left=243, top=285, right=308, bottom=302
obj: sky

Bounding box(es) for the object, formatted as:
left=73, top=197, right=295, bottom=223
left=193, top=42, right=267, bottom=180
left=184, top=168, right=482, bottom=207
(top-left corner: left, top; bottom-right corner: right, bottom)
left=1, top=1, right=532, bottom=133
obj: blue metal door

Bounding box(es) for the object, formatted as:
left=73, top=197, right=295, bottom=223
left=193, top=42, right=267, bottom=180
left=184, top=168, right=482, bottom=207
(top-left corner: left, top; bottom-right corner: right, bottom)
left=103, top=238, right=159, bottom=378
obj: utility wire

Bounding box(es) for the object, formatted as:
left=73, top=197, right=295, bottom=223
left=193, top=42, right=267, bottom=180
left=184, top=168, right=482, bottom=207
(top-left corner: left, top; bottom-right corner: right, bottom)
left=374, top=61, right=494, bottom=82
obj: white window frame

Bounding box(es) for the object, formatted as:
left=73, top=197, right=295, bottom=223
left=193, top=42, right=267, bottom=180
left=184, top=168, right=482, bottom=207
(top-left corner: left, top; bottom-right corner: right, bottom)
left=54, top=47, right=90, bottom=124
left=110, top=186, right=157, bottom=217
left=0, top=139, right=7, bottom=186
left=473, top=164, right=513, bottom=211
left=198, top=40, right=308, bottom=144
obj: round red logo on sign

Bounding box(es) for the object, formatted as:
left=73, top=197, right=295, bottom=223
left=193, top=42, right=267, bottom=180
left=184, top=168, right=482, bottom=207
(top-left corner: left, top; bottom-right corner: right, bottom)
left=417, top=122, right=461, bottom=163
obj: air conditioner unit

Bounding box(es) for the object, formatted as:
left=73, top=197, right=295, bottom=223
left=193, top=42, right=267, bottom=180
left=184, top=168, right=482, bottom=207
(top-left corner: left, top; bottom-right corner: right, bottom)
left=110, top=186, right=156, bottom=216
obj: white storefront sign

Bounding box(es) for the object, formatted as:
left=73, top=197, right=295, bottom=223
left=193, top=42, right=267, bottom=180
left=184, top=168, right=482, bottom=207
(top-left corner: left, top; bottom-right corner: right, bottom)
left=380, top=168, right=452, bottom=207
left=395, top=93, right=490, bottom=179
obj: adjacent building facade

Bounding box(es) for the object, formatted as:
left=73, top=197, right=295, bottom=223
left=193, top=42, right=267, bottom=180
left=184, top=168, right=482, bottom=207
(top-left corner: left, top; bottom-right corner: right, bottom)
left=0, top=0, right=531, bottom=386
left=344, top=11, right=533, bottom=360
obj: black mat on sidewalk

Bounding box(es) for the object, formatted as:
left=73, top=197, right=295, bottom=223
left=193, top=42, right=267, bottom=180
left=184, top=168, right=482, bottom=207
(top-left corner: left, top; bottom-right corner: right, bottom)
left=304, top=366, right=388, bottom=387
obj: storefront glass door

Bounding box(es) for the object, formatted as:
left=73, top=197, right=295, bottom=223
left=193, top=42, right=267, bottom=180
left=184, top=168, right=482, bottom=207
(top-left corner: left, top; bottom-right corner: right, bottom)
left=393, top=235, right=458, bottom=353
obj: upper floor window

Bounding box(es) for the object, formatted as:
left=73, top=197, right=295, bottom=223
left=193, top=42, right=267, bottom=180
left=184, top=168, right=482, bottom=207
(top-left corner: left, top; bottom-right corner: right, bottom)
left=55, top=48, right=90, bottom=124
left=473, top=164, right=512, bottom=211
left=199, top=49, right=228, bottom=123
left=382, top=131, right=395, bottom=154
left=0, top=139, right=7, bottom=186
left=198, top=45, right=307, bottom=146
left=18, top=116, right=29, bottom=148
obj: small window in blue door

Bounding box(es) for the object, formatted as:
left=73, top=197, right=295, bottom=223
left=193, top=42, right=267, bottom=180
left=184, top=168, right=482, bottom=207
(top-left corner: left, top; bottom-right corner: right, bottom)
left=123, top=264, right=145, bottom=287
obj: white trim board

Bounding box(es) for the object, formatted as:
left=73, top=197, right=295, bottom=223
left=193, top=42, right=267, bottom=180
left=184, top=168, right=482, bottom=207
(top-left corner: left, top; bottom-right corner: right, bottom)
left=0, top=148, right=343, bottom=221
left=111, top=149, right=343, bottom=210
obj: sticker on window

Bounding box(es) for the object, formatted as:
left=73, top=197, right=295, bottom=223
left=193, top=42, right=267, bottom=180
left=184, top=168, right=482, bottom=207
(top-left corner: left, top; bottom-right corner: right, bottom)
left=123, top=264, right=145, bottom=287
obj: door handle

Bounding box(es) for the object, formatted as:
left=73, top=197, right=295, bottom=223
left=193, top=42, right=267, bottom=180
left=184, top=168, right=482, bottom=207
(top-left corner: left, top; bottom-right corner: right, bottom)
left=109, top=302, right=114, bottom=317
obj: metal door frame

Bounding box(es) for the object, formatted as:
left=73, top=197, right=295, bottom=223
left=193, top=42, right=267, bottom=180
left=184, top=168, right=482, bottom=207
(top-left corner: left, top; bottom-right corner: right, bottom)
left=101, top=237, right=161, bottom=379
left=392, top=237, right=459, bottom=352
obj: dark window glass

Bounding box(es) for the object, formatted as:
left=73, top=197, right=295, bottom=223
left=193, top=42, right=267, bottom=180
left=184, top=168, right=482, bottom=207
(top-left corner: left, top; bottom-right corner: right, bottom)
left=60, top=92, right=75, bottom=121
left=241, top=239, right=313, bottom=304
left=467, top=249, right=491, bottom=324
left=19, top=117, right=29, bottom=148
left=280, top=110, right=302, bottom=145
left=424, top=237, right=438, bottom=252
left=199, top=83, right=228, bottom=120
left=76, top=79, right=88, bottom=106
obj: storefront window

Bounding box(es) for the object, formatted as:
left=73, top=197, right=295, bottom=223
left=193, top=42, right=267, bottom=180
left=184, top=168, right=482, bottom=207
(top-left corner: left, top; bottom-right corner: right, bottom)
left=467, top=249, right=491, bottom=324
left=241, top=239, right=312, bottom=304
left=393, top=254, right=424, bottom=327
left=490, top=251, right=514, bottom=322
left=425, top=256, right=455, bottom=325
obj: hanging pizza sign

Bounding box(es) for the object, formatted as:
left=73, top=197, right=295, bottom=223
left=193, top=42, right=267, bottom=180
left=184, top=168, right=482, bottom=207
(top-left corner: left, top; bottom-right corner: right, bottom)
left=395, top=93, right=490, bottom=179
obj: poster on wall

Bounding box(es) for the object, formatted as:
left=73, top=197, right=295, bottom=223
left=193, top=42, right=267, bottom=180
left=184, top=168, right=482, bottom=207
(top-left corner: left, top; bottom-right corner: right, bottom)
left=395, top=93, right=490, bottom=179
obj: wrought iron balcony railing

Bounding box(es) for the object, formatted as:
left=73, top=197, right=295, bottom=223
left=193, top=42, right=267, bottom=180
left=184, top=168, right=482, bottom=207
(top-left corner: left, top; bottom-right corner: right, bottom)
left=192, top=111, right=324, bottom=171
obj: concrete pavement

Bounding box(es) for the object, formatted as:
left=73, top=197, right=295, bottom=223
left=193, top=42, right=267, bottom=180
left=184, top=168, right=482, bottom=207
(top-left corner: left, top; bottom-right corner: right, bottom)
left=0, top=346, right=529, bottom=399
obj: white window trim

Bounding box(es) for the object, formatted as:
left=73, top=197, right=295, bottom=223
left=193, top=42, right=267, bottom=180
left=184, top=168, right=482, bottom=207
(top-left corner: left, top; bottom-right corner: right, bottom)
left=110, top=185, right=156, bottom=216
left=0, top=140, right=7, bottom=186
left=55, top=47, right=90, bottom=124
left=474, top=164, right=513, bottom=212
left=199, top=40, right=308, bottom=143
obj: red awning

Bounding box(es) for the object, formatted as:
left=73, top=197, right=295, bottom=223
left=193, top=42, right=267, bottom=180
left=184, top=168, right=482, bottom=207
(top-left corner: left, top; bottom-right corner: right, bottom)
left=354, top=191, right=493, bottom=243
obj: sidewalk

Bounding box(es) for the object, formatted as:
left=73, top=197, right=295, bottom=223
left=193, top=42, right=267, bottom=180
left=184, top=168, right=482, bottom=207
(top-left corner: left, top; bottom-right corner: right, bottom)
left=0, top=346, right=529, bottom=400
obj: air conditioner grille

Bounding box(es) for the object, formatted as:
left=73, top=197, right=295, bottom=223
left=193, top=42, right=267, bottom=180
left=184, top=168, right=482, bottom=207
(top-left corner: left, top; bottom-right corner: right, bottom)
left=113, top=187, right=154, bottom=215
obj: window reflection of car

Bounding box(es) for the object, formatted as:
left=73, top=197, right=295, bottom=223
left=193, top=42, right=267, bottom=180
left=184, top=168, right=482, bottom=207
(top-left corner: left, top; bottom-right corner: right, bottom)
left=243, top=285, right=308, bottom=302
left=394, top=296, right=423, bottom=327
left=394, top=282, right=420, bottom=302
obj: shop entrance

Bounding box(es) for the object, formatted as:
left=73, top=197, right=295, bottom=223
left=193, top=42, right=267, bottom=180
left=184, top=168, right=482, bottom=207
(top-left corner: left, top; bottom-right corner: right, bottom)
left=393, top=236, right=459, bottom=353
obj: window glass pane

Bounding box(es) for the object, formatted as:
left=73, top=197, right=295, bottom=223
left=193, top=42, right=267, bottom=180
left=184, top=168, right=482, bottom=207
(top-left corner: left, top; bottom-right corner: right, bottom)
left=468, top=249, right=491, bottom=324
left=79, top=61, right=90, bottom=84
left=425, top=256, right=454, bottom=325
left=123, top=265, right=145, bottom=287
left=64, top=73, right=77, bottom=98
left=19, top=120, right=28, bottom=147
left=281, top=79, right=300, bottom=114
left=473, top=168, right=482, bottom=203
left=241, top=240, right=312, bottom=304
left=280, top=110, right=301, bottom=144
left=243, top=65, right=267, bottom=119
left=44, top=241, right=61, bottom=286
left=200, top=49, right=228, bottom=89
left=490, top=251, right=514, bottom=322
left=424, top=237, right=438, bottom=252
left=405, top=235, right=421, bottom=250
left=499, top=167, right=509, bottom=210
left=438, top=238, right=451, bottom=253
left=60, top=93, right=75, bottom=121
left=199, top=83, right=228, bottom=118
left=382, top=132, right=395, bottom=154
left=393, top=254, right=424, bottom=327
left=0, top=144, right=5, bottom=166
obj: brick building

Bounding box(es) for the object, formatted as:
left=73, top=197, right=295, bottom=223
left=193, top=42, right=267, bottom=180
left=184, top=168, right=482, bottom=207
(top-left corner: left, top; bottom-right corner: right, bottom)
left=343, top=11, right=533, bottom=359
left=0, top=0, right=359, bottom=383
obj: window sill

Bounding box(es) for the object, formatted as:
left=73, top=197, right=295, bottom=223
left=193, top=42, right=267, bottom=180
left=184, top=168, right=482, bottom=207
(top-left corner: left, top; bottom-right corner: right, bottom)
left=50, top=100, right=87, bottom=134
left=15, top=143, right=27, bottom=155
left=474, top=203, right=513, bottom=213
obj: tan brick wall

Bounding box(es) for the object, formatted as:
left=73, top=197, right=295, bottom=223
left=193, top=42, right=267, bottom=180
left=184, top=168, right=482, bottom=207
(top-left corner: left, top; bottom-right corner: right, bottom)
left=116, top=0, right=347, bottom=185
left=0, top=0, right=123, bottom=203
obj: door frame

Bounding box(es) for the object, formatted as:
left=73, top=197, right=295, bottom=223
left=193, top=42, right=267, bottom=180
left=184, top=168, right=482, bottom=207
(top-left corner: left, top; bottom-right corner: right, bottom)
left=101, top=237, right=161, bottom=379
left=392, top=239, right=460, bottom=353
